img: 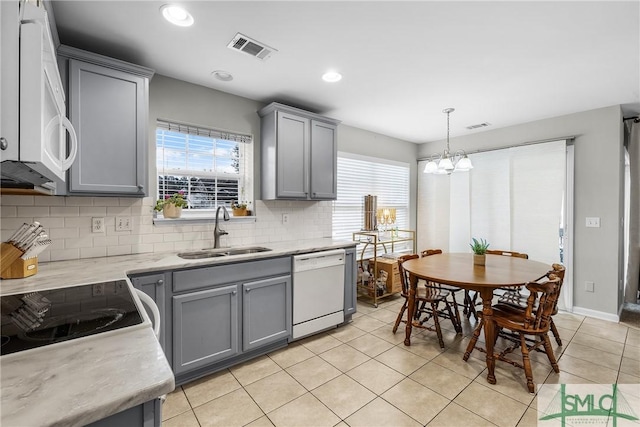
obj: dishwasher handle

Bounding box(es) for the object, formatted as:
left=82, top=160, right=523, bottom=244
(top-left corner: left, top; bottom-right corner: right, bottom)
left=293, top=249, right=346, bottom=272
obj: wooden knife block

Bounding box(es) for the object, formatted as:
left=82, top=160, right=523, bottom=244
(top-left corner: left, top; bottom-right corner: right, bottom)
left=0, top=242, right=37, bottom=279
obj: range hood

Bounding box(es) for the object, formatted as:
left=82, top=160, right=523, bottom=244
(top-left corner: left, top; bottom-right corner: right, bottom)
left=0, top=162, right=56, bottom=195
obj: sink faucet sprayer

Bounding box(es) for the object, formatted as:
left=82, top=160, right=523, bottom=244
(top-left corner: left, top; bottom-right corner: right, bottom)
left=213, top=206, right=230, bottom=248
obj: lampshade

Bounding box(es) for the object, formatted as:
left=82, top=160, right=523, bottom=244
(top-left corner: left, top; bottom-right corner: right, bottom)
left=455, top=155, right=474, bottom=171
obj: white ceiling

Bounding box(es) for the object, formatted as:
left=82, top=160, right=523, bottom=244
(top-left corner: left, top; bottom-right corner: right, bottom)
left=50, top=1, right=640, bottom=143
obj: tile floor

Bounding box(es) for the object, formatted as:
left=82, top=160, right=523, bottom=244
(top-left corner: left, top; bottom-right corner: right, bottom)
left=161, top=296, right=640, bottom=427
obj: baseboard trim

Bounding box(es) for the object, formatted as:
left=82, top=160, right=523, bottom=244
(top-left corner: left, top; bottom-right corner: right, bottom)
left=571, top=306, right=620, bottom=323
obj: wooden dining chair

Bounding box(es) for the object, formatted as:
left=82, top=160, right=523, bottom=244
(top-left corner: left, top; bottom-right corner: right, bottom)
left=420, top=249, right=462, bottom=333
left=496, top=263, right=566, bottom=345
left=392, top=254, right=456, bottom=348
left=465, top=250, right=530, bottom=320
left=463, top=274, right=562, bottom=393
left=486, top=250, right=529, bottom=259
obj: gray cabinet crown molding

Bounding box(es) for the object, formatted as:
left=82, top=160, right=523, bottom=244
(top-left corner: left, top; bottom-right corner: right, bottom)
left=57, top=45, right=154, bottom=79
left=258, top=102, right=340, bottom=126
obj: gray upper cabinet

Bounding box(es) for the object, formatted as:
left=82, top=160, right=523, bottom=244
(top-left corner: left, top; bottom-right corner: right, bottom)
left=259, top=102, right=340, bottom=200
left=57, top=46, right=153, bottom=196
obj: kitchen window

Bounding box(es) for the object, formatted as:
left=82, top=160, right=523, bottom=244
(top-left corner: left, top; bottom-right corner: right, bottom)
left=332, top=152, right=410, bottom=242
left=155, top=120, right=253, bottom=216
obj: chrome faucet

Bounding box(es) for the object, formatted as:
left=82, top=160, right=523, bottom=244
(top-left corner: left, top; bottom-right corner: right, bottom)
left=213, top=206, right=230, bottom=248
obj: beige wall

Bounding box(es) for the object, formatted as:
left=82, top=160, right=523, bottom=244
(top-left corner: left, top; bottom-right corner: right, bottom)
left=418, top=105, right=625, bottom=317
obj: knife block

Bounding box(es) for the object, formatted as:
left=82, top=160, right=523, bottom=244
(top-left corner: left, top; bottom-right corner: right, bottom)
left=1, top=257, right=38, bottom=279
left=1, top=242, right=38, bottom=279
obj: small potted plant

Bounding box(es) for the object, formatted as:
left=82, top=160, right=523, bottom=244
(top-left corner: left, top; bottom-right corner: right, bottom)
left=154, top=190, right=188, bottom=218
left=470, top=237, right=490, bottom=266
left=231, top=201, right=250, bottom=216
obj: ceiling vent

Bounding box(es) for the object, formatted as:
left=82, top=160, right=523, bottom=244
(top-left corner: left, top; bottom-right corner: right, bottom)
left=466, top=122, right=491, bottom=130
left=227, top=33, right=277, bottom=61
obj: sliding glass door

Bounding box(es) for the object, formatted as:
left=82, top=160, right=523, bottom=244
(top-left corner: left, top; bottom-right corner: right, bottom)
left=418, top=139, right=574, bottom=311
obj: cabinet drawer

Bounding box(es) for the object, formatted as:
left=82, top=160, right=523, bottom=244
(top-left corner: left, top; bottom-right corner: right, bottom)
left=173, top=257, right=291, bottom=293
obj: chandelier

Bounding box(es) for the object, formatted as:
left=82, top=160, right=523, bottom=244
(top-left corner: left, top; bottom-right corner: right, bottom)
left=423, top=108, right=473, bottom=174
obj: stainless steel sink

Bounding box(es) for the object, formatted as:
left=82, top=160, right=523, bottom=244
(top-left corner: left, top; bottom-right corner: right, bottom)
left=177, top=246, right=272, bottom=259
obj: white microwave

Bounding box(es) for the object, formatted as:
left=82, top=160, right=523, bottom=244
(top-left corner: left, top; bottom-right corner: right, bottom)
left=0, top=3, right=77, bottom=190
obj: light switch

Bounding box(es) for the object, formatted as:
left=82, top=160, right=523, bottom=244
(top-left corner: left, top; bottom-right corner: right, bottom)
left=585, top=217, right=600, bottom=228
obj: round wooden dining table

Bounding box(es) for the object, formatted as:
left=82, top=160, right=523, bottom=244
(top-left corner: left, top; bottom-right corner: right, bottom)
left=402, top=252, right=550, bottom=386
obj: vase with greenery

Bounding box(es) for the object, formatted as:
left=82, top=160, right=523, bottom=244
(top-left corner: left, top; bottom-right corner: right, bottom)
left=470, top=237, right=490, bottom=266
left=154, top=191, right=188, bottom=218
left=231, top=201, right=250, bottom=216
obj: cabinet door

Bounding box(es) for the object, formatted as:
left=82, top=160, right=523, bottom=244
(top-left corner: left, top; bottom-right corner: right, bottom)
left=344, top=248, right=357, bottom=317
left=309, top=120, right=337, bottom=200
left=130, top=274, right=167, bottom=352
left=276, top=111, right=309, bottom=198
left=0, top=0, right=19, bottom=163
left=68, top=59, right=147, bottom=195
left=242, top=275, right=291, bottom=352
left=173, top=285, right=239, bottom=375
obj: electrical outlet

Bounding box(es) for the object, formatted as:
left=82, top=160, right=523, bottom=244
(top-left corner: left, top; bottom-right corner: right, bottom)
left=585, top=281, right=595, bottom=292
left=585, top=217, right=600, bottom=228
left=114, top=281, right=127, bottom=295
left=92, top=217, right=104, bottom=233
left=282, top=213, right=289, bottom=224
left=92, top=283, right=105, bottom=296
left=116, top=216, right=132, bottom=231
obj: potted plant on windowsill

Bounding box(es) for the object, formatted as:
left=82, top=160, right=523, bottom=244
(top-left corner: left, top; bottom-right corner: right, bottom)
left=154, top=191, right=188, bottom=219
left=231, top=201, right=250, bottom=217
left=470, top=237, right=490, bottom=266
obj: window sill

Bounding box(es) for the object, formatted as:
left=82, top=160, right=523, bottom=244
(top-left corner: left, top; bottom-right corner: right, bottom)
left=153, top=215, right=257, bottom=226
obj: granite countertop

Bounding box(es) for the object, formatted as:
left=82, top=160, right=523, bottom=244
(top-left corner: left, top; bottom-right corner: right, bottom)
left=0, top=238, right=355, bottom=426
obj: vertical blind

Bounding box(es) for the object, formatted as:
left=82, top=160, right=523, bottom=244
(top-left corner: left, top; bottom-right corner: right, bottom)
left=418, top=140, right=567, bottom=266
left=332, top=152, right=410, bottom=241
left=156, top=120, right=252, bottom=210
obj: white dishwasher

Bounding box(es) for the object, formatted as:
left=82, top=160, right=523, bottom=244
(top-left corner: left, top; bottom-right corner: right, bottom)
left=292, top=249, right=345, bottom=340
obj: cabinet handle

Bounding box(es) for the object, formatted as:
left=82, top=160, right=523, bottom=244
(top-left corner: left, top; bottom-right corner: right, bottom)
left=156, top=279, right=164, bottom=286
left=232, top=290, right=237, bottom=295
left=245, top=288, right=251, bottom=293
left=137, top=185, right=144, bottom=191
left=0, top=137, right=7, bottom=151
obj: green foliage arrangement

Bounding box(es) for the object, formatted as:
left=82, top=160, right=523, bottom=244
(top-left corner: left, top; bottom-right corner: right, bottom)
left=154, top=190, right=188, bottom=211
left=470, top=237, right=490, bottom=255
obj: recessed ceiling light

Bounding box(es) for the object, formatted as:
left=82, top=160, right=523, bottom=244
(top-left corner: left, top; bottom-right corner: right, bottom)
left=160, top=4, right=194, bottom=27
left=212, top=70, right=234, bottom=82
left=322, top=71, right=342, bottom=83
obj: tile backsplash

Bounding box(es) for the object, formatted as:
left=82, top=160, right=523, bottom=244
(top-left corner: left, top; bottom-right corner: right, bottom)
left=0, top=195, right=333, bottom=262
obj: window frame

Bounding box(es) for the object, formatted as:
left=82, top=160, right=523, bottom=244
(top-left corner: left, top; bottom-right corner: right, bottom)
left=155, top=120, right=254, bottom=221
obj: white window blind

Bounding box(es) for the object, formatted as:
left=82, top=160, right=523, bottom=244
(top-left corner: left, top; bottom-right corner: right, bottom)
left=418, top=140, right=566, bottom=265
left=156, top=120, right=253, bottom=211
left=332, top=152, right=410, bottom=241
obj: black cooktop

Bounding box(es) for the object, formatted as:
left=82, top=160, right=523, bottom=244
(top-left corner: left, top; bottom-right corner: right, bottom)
left=1, top=280, right=143, bottom=356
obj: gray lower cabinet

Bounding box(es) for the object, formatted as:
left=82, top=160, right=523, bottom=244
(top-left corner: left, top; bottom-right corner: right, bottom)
left=130, top=273, right=167, bottom=351
left=57, top=45, right=153, bottom=196
left=172, top=285, right=239, bottom=375
left=343, top=247, right=357, bottom=319
left=87, top=398, right=160, bottom=427
left=242, top=275, right=291, bottom=351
